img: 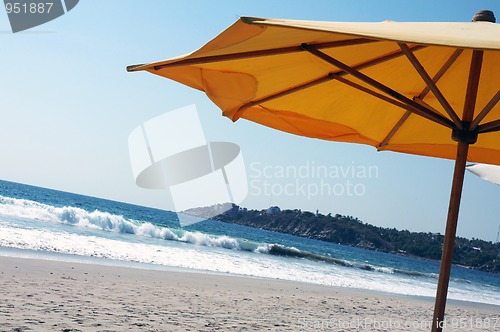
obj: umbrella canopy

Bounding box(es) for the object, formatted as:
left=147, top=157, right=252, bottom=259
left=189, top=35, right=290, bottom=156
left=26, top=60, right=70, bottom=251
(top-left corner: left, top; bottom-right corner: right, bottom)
left=467, top=163, right=500, bottom=185
left=128, top=13, right=500, bottom=165
left=128, top=11, right=499, bottom=332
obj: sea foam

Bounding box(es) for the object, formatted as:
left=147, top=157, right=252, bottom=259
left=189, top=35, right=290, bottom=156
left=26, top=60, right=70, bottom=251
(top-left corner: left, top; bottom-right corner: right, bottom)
left=0, top=195, right=243, bottom=251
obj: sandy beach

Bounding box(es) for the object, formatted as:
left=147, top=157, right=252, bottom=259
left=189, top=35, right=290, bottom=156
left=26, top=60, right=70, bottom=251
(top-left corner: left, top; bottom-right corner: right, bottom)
left=0, top=255, right=498, bottom=332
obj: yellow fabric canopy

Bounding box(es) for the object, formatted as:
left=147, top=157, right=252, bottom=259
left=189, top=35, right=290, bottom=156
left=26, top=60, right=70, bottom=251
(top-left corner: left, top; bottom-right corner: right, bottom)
left=129, top=16, right=500, bottom=165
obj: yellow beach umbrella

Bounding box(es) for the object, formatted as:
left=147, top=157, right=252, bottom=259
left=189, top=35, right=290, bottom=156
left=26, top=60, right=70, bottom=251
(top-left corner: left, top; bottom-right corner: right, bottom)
left=128, top=10, right=500, bottom=331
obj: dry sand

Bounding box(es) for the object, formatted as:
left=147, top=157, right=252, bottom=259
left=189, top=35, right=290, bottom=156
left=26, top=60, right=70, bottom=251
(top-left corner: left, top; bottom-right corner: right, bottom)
left=0, top=255, right=498, bottom=331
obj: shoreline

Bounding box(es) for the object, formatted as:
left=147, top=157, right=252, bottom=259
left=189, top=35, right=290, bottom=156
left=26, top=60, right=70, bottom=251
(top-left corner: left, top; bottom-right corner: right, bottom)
left=2, top=246, right=498, bottom=308
left=0, top=254, right=498, bottom=331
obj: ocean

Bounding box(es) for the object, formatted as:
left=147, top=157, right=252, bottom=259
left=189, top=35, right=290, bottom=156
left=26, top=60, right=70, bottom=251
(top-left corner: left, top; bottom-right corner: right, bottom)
left=0, top=180, right=498, bottom=306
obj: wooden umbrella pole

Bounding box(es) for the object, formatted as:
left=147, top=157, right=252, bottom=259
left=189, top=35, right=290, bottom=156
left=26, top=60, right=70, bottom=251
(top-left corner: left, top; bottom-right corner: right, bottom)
left=432, top=47, right=483, bottom=331
left=431, top=140, right=469, bottom=332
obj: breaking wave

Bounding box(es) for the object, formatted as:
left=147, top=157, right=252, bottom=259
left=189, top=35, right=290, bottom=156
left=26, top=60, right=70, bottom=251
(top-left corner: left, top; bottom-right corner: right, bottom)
left=0, top=195, right=448, bottom=281
left=0, top=195, right=241, bottom=250
left=257, top=244, right=439, bottom=279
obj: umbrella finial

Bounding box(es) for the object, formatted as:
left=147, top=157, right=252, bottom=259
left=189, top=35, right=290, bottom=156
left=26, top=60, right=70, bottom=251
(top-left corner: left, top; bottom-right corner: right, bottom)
left=472, top=10, right=496, bottom=23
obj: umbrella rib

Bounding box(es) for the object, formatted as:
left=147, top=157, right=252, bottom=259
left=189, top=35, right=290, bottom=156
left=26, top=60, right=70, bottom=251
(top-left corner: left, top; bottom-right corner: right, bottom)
left=477, top=119, right=500, bottom=134
left=237, top=75, right=335, bottom=111
left=398, top=43, right=463, bottom=129
left=144, top=39, right=377, bottom=71
left=130, top=40, right=422, bottom=73
left=332, top=74, right=418, bottom=110
left=237, top=45, right=425, bottom=113
left=378, top=111, right=412, bottom=148
left=462, top=50, right=483, bottom=123
left=237, top=71, right=420, bottom=118
left=379, top=90, right=446, bottom=147
left=413, top=97, right=446, bottom=117
left=470, top=90, right=500, bottom=130
left=301, top=44, right=455, bottom=129
left=379, top=82, right=447, bottom=149
left=337, top=44, right=426, bottom=75
left=418, top=49, right=464, bottom=99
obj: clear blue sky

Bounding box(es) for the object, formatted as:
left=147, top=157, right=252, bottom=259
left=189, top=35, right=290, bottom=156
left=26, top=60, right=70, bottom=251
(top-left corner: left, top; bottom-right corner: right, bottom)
left=1, top=1, right=499, bottom=242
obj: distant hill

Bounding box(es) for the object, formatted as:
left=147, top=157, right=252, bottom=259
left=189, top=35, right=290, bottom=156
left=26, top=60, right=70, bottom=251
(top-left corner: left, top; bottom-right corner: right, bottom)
left=189, top=204, right=500, bottom=274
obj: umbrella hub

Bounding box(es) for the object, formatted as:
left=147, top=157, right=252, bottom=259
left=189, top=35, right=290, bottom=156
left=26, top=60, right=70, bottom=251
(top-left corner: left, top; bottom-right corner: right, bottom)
left=452, top=122, right=479, bottom=144
left=472, top=10, right=496, bottom=23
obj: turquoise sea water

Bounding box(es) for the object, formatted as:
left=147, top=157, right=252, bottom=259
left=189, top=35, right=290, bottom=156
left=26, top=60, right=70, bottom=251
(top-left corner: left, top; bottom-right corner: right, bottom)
left=0, top=180, right=498, bottom=305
